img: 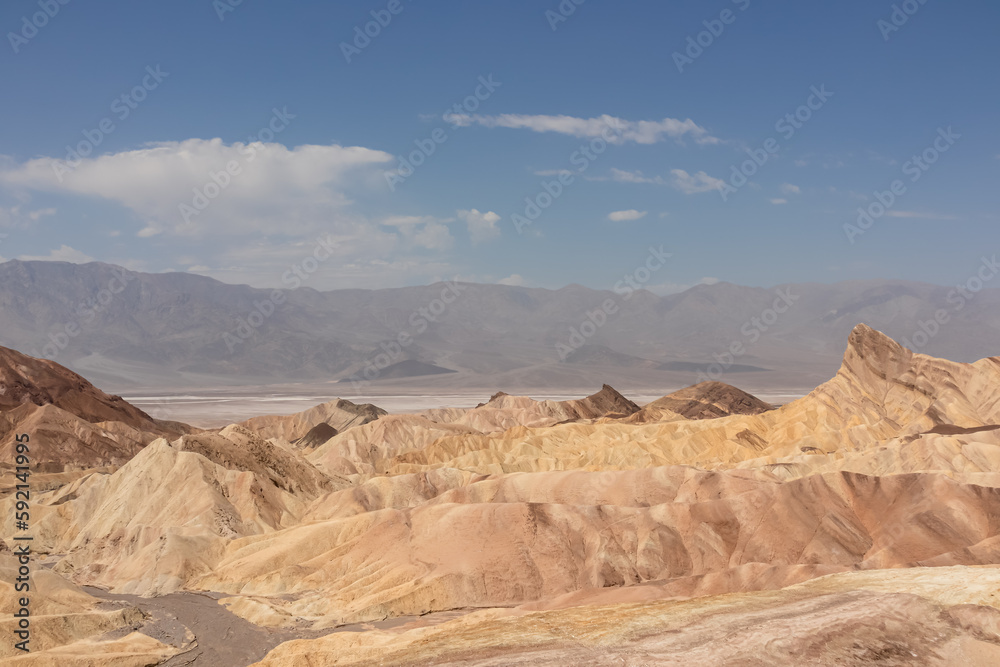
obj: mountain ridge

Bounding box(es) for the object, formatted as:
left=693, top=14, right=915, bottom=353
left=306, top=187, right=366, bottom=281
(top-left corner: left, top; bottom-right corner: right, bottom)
left=1, top=259, right=998, bottom=391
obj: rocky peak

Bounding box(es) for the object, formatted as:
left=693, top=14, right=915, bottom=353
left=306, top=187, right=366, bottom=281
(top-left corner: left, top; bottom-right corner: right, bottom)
left=841, top=323, right=913, bottom=384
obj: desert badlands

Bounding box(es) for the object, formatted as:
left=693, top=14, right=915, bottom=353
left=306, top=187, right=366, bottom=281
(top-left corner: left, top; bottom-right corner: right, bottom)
left=3, top=323, right=1000, bottom=665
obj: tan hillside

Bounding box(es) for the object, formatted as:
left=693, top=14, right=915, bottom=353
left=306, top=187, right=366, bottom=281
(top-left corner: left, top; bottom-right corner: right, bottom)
left=12, top=425, right=341, bottom=596
left=0, top=403, right=151, bottom=475
left=422, top=384, right=640, bottom=433
left=303, top=385, right=641, bottom=479
left=196, top=467, right=1000, bottom=628
left=626, top=380, right=774, bottom=423
left=386, top=325, right=1000, bottom=475
left=306, top=414, right=480, bottom=477
left=251, top=566, right=1000, bottom=667
left=239, top=398, right=386, bottom=444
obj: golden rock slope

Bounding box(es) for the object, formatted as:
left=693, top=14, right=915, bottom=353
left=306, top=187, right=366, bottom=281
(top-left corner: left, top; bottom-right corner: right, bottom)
left=5, top=425, right=344, bottom=596
left=239, top=398, right=386, bottom=445
left=381, top=324, right=1000, bottom=476
left=421, top=384, right=641, bottom=433
left=251, top=566, right=1000, bottom=667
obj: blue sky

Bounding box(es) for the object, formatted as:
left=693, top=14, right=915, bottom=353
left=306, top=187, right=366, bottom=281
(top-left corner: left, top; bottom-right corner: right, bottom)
left=0, top=0, right=996, bottom=292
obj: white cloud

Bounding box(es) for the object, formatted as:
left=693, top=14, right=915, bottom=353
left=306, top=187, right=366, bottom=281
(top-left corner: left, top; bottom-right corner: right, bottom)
left=376, top=215, right=455, bottom=251
left=380, top=215, right=452, bottom=227
left=608, top=209, right=648, bottom=222
left=185, top=231, right=460, bottom=290
left=457, top=208, right=501, bottom=244
left=534, top=168, right=610, bottom=182
left=0, top=138, right=392, bottom=238
left=770, top=198, right=788, bottom=205
left=669, top=169, right=724, bottom=195
left=446, top=113, right=719, bottom=145
left=498, top=274, right=525, bottom=286
left=866, top=150, right=898, bottom=166
left=659, top=212, right=670, bottom=218
left=609, top=168, right=666, bottom=185
left=28, top=207, right=57, bottom=221
left=0, top=142, right=506, bottom=288
left=779, top=183, right=800, bottom=195
left=411, top=221, right=454, bottom=251
left=0, top=205, right=56, bottom=228
left=17, top=245, right=95, bottom=263
left=885, top=211, right=958, bottom=220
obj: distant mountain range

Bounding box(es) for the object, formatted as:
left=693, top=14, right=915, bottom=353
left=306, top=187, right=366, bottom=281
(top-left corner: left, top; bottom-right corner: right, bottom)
left=0, top=259, right=998, bottom=392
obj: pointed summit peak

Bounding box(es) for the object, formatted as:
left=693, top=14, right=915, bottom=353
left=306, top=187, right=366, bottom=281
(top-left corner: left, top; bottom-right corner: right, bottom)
left=846, top=323, right=906, bottom=358
left=842, top=323, right=912, bottom=382
left=577, top=384, right=640, bottom=417
left=586, top=383, right=632, bottom=403
left=487, top=391, right=510, bottom=403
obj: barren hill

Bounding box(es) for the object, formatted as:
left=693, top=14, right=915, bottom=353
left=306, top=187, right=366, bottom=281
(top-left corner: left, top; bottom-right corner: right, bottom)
left=626, top=380, right=774, bottom=423
left=0, top=344, right=159, bottom=427
left=0, top=344, right=191, bottom=474
left=239, top=397, right=386, bottom=444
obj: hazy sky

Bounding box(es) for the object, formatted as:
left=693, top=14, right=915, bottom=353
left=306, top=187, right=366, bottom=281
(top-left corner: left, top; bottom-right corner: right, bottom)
left=0, top=0, right=997, bottom=292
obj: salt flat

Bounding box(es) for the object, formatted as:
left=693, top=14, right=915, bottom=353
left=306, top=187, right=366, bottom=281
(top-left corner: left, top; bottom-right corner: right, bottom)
left=124, top=389, right=808, bottom=427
